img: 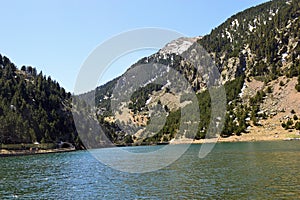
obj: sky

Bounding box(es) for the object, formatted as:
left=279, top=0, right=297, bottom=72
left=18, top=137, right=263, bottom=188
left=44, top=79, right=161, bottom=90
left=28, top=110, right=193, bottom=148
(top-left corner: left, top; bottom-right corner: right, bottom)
left=0, top=0, right=269, bottom=92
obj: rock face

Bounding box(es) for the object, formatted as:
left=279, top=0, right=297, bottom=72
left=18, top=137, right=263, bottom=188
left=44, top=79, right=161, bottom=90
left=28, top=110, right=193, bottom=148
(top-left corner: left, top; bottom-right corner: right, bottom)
left=89, top=0, right=300, bottom=145
left=159, top=37, right=201, bottom=55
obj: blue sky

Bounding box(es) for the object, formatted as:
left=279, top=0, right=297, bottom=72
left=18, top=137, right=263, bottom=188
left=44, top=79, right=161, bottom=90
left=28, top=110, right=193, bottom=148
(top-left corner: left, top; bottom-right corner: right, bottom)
left=0, top=0, right=268, bottom=92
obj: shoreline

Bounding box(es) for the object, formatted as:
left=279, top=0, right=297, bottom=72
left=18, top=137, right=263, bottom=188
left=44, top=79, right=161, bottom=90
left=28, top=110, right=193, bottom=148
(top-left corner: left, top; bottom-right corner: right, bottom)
left=2, top=130, right=300, bottom=157
left=0, top=147, right=76, bottom=157
left=170, top=130, right=300, bottom=144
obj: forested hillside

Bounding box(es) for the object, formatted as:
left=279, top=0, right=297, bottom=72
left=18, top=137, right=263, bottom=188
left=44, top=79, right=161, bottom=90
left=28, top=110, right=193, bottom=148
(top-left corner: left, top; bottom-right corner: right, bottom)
left=198, top=0, right=300, bottom=137
left=0, top=54, right=82, bottom=147
left=199, top=0, right=299, bottom=80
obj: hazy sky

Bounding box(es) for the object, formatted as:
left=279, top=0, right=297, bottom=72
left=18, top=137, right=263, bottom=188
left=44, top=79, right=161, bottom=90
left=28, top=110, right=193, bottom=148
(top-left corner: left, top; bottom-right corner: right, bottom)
left=0, top=0, right=268, bottom=92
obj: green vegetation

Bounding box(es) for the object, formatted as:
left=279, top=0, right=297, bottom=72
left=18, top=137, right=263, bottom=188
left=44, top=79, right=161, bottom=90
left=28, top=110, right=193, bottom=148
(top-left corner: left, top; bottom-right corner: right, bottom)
left=266, top=86, right=273, bottom=93
left=221, top=75, right=248, bottom=137
left=296, top=74, right=300, bottom=92
left=1, top=143, right=56, bottom=150
left=250, top=90, right=266, bottom=106
left=282, top=118, right=300, bottom=130
left=143, top=75, right=246, bottom=142
left=128, top=83, right=162, bottom=113
left=143, top=109, right=181, bottom=143
left=199, top=0, right=299, bottom=82
left=295, top=122, right=300, bottom=130
left=0, top=54, right=82, bottom=148
left=285, top=119, right=293, bottom=129
left=293, top=115, right=298, bottom=120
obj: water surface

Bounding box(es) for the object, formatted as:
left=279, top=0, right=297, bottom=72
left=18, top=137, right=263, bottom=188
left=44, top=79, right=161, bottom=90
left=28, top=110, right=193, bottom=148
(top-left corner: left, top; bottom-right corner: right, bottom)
left=1, top=141, right=300, bottom=199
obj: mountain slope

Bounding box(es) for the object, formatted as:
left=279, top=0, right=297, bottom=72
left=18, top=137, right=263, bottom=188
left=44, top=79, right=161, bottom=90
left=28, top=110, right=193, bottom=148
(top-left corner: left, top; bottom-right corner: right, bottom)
left=199, top=0, right=299, bottom=82
left=0, top=54, right=83, bottom=148
left=90, top=0, right=300, bottom=145
left=198, top=0, right=300, bottom=139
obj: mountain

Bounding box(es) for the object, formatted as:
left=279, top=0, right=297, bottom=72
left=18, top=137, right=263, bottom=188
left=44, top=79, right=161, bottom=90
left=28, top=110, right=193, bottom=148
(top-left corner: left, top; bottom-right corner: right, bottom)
left=0, top=55, right=83, bottom=149
left=89, top=0, right=300, bottom=145
left=1, top=0, right=299, bottom=148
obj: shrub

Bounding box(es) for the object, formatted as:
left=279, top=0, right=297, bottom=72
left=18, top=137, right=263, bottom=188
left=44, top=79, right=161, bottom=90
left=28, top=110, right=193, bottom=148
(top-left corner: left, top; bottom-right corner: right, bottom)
left=124, top=135, right=133, bottom=144
left=296, top=84, right=300, bottom=92
left=286, top=119, right=294, bottom=129
left=266, top=86, right=273, bottom=93
left=295, top=122, right=300, bottom=130
left=279, top=80, right=285, bottom=86
left=281, top=122, right=286, bottom=129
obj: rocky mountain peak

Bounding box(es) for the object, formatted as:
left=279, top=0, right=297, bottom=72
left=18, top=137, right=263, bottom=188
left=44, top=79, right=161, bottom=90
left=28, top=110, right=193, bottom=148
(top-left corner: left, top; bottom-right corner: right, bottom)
left=159, top=36, right=202, bottom=55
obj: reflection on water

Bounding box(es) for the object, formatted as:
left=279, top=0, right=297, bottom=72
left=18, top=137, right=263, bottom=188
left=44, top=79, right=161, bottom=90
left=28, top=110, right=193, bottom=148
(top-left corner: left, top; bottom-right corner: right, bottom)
left=1, top=141, right=299, bottom=199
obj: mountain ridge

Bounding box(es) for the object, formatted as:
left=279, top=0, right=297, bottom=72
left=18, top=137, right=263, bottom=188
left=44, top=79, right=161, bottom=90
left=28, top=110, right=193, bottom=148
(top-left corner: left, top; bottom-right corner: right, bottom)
left=91, top=0, right=300, bottom=145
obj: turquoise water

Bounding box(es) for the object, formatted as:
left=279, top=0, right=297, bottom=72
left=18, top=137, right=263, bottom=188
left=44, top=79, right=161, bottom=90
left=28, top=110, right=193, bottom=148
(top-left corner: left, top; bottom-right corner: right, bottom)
left=1, top=141, right=300, bottom=199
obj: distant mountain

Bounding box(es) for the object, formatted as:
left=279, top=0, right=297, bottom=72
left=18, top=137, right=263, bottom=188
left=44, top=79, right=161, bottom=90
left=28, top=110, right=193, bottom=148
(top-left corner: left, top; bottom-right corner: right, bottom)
left=0, top=54, right=83, bottom=148
left=91, top=0, right=300, bottom=145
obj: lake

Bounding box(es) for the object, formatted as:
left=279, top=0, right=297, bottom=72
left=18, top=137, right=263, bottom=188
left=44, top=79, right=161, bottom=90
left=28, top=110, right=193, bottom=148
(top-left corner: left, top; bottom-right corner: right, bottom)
left=1, top=141, right=300, bottom=199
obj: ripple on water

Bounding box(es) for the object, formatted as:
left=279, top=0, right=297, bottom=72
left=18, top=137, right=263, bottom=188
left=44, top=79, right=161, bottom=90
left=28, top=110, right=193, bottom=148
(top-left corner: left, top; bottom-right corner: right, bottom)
left=0, top=141, right=300, bottom=199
